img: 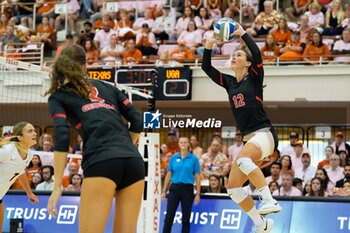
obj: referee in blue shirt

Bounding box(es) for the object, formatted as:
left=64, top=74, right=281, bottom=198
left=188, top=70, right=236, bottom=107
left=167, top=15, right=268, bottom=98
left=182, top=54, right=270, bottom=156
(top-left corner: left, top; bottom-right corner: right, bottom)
left=161, top=136, right=201, bottom=233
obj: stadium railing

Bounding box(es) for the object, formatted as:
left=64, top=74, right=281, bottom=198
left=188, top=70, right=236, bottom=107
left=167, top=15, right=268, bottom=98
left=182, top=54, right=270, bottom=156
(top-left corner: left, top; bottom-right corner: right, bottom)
left=3, top=42, right=44, bottom=66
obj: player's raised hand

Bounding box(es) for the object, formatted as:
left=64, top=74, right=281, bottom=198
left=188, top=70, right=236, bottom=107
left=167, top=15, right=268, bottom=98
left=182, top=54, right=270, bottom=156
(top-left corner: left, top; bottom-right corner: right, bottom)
left=232, top=23, right=246, bottom=37
left=47, top=188, right=62, bottom=218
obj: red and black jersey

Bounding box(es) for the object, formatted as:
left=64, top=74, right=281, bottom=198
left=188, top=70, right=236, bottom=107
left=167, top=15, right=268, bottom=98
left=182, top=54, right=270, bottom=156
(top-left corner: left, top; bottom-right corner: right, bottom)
left=48, top=79, right=142, bottom=171
left=202, top=33, right=273, bottom=137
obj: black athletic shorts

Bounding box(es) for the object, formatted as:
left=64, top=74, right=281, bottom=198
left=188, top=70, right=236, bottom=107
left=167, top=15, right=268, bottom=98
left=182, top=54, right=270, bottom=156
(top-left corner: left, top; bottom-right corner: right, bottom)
left=84, top=157, right=145, bottom=190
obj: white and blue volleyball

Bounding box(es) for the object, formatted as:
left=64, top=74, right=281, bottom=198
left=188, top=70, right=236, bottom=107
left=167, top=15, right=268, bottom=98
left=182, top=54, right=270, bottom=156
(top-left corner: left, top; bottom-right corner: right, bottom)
left=214, top=18, right=237, bottom=42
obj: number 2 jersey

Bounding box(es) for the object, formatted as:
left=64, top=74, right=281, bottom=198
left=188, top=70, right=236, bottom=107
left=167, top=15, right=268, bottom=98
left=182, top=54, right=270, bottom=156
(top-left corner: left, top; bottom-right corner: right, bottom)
left=202, top=33, right=273, bottom=137
left=48, top=79, right=142, bottom=171
left=0, top=143, right=33, bottom=200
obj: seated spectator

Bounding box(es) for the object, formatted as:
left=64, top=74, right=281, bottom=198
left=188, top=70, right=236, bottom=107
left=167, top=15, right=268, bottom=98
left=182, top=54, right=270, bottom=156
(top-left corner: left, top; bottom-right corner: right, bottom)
left=336, top=164, right=350, bottom=188
left=166, top=130, right=180, bottom=156
left=94, top=12, right=114, bottom=30
left=38, top=141, right=54, bottom=167
left=157, top=49, right=182, bottom=67
left=339, top=150, right=349, bottom=167
left=294, top=152, right=317, bottom=187
left=15, top=17, right=32, bottom=42
left=200, top=139, right=229, bottom=180
left=273, top=18, right=292, bottom=44
left=170, top=40, right=194, bottom=60
left=227, top=130, right=244, bottom=166
left=56, top=33, right=74, bottom=57
left=207, top=0, right=222, bottom=20
left=177, top=19, right=202, bottom=54
left=268, top=181, right=279, bottom=194
left=265, top=162, right=282, bottom=185
left=66, top=174, right=83, bottom=191
left=0, top=25, right=21, bottom=52
left=316, top=168, right=334, bottom=194
left=160, top=144, right=171, bottom=170
left=185, top=0, right=203, bottom=15
left=133, top=7, right=154, bottom=31
left=291, top=142, right=304, bottom=170
left=207, top=133, right=228, bottom=156
left=281, top=131, right=300, bottom=156
left=1, top=42, right=21, bottom=61
left=303, top=30, right=331, bottom=64
left=36, top=165, right=54, bottom=191
left=224, top=0, right=240, bottom=18
left=123, top=38, right=142, bottom=65
left=11, top=0, right=35, bottom=28
left=306, top=177, right=329, bottom=196
left=333, top=180, right=350, bottom=196
left=83, top=39, right=99, bottom=65
left=36, top=16, right=56, bottom=55
left=30, top=172, right=43, bottom=190
left=115, top=9, right=132, bottom=30
left=0, top=13, right=9, bottom=35
left=36, top=133, right=53, bottom=151
left=62, top=162, right=79, bottom=188
left=136, top=23, right=157, bottom=56
left=279, top=30, right=306, bottom=64
left=293, top=178, right=303, bottom=191
left=285, top=0, right=311, bottom=22
left=318, top=145, right=334, bottom=169
left=241, top=0, right=259, bottom=22
left=72, top=134, right=83, bottom=154
left=332, top=29, right=350, bottom=63
left=161, top=166, right=167, bottom=191
left=299, top=14, right=311, bottom=43
left=100, top=34, right=124, bottom=65
left=152, top=4, right=175, bottom=41
left=273, top=172, right=302, bottom=196
left=261, top=33, right=280, bottom=63
left=207, top=174, right=226, bottom=193
left=54, top=0, right=80, bottom=35
left=197, top=20, right=223, bottom=55
left=246, top=1, right=282, bottom=37
left=93, top=20, right=116, bottom=50
left=190, top=135, right=203, bottom=159
left=302, top=180, right=311, bottom=195
left=305, top=2, right=324, bottom=33
left=326, top=154, right=345, bottom=184
left=331, top=131, right=350, bottom=155
left=26, top=154, right=42, bottom=183
left=77, top=21, right=95, bottom=46
left=194, top=7, right=213, bottom=34
left=280, top=155, right=295, bottom=177
left=172, top=6, right=194, bottom=40
left=36, top=0, right=56, bottom=26
left=323, top=0, right=345, bottom=36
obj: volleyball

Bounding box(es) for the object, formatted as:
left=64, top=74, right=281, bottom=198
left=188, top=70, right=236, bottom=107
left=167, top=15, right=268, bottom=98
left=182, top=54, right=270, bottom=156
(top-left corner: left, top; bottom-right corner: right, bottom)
left=214, top=18, right=237, bottom=42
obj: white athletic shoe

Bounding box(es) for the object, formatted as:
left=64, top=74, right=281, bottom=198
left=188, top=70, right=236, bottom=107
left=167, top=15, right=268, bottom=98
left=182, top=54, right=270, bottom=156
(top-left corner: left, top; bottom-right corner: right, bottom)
left=258, top=199, right=282, bottom=215
left=254, top=218, right=274, bottom=233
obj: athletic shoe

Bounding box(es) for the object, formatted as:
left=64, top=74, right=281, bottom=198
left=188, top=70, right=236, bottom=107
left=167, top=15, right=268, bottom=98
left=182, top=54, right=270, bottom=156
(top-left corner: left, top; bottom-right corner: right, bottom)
left=254, top=218, right=274, bottom=233
left=258, top=198, right=282, bottom=215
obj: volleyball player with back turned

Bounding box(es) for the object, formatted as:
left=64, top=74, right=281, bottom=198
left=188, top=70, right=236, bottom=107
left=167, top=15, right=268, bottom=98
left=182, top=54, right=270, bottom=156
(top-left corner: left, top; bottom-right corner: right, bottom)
left=46, top=45, right=144, bottom=233
left=202, top=22, right=281, bottom=233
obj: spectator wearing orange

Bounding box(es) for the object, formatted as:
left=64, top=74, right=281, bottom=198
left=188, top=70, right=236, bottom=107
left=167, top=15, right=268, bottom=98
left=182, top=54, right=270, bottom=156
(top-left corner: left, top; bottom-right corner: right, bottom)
left=26, top=154, right=42, bottom=183
left=83, top=39, right=100, bottom=65
left=160, top=144, right=170, bottom=170
left=37, top=16, right=56, bottom=53
left=273, top=18, right=292, bottom=44
left=136, top=23, right=157, bottom=55
left=285, top=0, right=312, bottom=22
left=166, top=130, right=180, bottom=156
left=94, top=12, right=115, bottom=30
left=1, top=42, right=21, bottom=61
left=303, top=31, right=330, bottom=64
left=115, top=9, right=132, bottom=30
left=56, top=34, right=74, bottom=57
left=323, top=0, right=345, bottom=36
left=170, top=40, right=194, bottom=60
left=62, top=162, right=79, bottom=189
left=54, top=0, right=80, bottom=35
left=123, top=38, right=142, bottom=65
left=317, top=146, right=334, bottom=169
left=261, top=34, right=279, bottom=63
left=279, top=30, right=306, bottom=63
left=36, top=0, right=57, bottom=26
left=0, top=13, right=9, bottom=36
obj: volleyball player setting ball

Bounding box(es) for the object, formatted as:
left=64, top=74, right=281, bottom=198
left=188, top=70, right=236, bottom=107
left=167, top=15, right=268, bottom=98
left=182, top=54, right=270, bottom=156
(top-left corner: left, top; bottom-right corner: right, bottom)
left=0, top=122, right=39, bottom=231
left=203, top=19, right=282, bottom=233
left=46, top=45, right=144, bottom=233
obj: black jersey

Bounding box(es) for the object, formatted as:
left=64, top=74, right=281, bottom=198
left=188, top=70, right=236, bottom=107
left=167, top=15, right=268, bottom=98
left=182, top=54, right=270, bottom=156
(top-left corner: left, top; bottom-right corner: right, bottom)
left=48, top=79, right=142, bottom=170
left=202, top=33, right=272, bottom=137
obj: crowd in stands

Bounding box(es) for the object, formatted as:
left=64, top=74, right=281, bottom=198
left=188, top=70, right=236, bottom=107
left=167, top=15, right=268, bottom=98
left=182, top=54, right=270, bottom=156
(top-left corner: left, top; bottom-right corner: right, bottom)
left=0, top=0, right=348, bottom=64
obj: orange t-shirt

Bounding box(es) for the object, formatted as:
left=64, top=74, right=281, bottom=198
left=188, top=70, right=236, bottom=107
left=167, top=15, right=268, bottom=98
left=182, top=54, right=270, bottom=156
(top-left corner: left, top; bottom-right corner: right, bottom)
left=94, top=20, right=115, bottom=30
left=117, top=20, right=132, bottom=29
left=161, top=156, right=170, bottom=170
left=38, top=0, right=56, bottom=14
left=26, top=167, right=41, bottom=183
left=1, top=53, right=21, bottom=60
left=260, top=46, right=280, bottom=62
left=62, top=176, right=71, bottom=188
left=273, top=30, right=291, bottom=43
left=166, top=142, right=180, bottom=156
left=318, top=160, right=330, bottom=169
left=123, top=49, right=143, bottom=62
left=56, top=44, right=67, bottom=57
left=37, top=25, right=54, bottom=36
left=170, top=48, right=194, bottom=59
left=280, top=42, right=304, bottom=61
left=303, top=44, right=331, bottom=61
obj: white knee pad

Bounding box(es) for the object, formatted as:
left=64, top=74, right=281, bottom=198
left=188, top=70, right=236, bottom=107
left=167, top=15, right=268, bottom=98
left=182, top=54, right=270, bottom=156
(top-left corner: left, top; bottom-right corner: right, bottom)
left=227, top=187, right=248, bottom=204
left=237, top=157, right=257, bottom=175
